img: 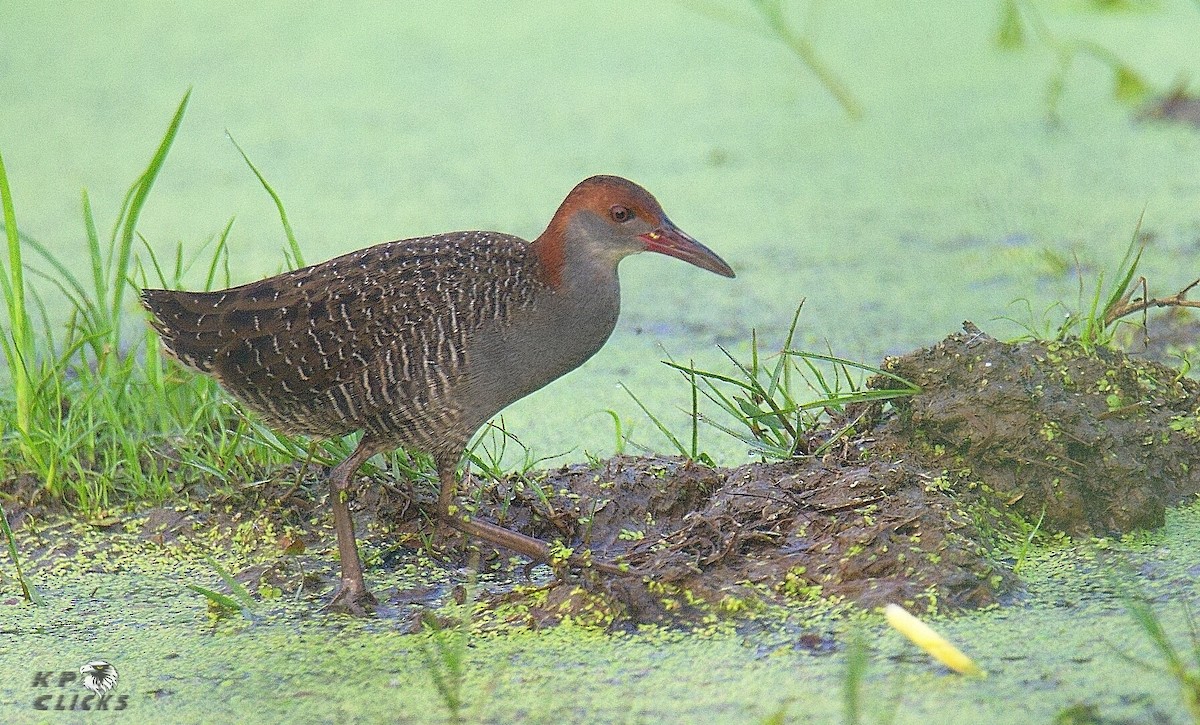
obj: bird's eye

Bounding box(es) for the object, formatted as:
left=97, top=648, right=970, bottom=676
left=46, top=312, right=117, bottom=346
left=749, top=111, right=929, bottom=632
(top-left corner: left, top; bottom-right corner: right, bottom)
left=610, top=205, right=633, bottom=223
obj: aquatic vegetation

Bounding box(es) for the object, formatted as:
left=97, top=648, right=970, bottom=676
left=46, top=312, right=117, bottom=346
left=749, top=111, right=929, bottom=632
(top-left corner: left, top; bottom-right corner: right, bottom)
left=995, top=0, right=1158, bottom=121
left=680, top=0, right=862, bottom=118
left=1119, top=599, right=1200, bottom=723
left=655, top=305, right=919, bottom=461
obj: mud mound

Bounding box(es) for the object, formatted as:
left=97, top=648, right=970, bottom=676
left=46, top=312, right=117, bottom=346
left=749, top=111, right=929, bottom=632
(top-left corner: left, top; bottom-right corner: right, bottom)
left=470, top=455, right=1005, bottom=624
left=878, top=323, right=1200, bottom=535
left=460, top=324, right=1200, bottom=625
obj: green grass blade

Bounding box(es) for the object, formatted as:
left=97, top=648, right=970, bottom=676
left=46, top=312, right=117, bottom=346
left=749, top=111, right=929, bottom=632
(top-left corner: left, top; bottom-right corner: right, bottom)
left=688, top=361, right=700, bottom=460
left=29, top=285, right=59, bottom=360
left=139, top=236, right=171, bottom=289
left=620, top=382, right=689, bottom=457
left=227, top=132, right=305, bottom=269
left=766, top=304, right=804, bottom=399
left=83, top=189, right=105, bottom=312
left=1081, top=269, right=1107, bottom=349
left=1139, top=606, right=1186, bottom=674
left=106, top=178, right=138, bottom=271
left=783, top=351, right=921, bottom=392
left=1101, top=211, right=1146, bottom=317
left=0, top=501, right=45, bottom=605
left=202, top=554, right=257, bottom=611
left=186, top=583, right=249, bottom=617
left=691, top=373, right=756, bottom=427
left=26, top=268, right=92, bottom=338
left=172, top=238, right=184, bottom=284
left=602, top=409, right=627, bottom=455
left=204, top=217, right=236, bottom=291
left=23, top=235, right=94, bottom=310
left=697, top=413, right=790, bottom=457
left=662, top=360, right=759, bottom=392
left=109, top=89, right=191, bottom=349
left=842, top=630, right=868, bottom=725
left=0, top=147, right=35, bottom=455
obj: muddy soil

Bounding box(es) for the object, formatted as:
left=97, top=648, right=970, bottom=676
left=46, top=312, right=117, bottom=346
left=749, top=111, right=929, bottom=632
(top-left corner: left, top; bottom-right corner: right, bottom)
left=878, top=323, right=1200, bottom=536
left=7, top=324, right=1200, bottom=626
left=440, top=323, right=1200, bottom=624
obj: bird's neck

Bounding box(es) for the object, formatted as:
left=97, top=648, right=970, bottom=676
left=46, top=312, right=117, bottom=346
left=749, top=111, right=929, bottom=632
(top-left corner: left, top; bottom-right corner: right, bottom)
left=458, top=225, right=623, bottom=426
left=528, top=219, right=624, bottom=377
left=532, top=217, right=624, bottom=295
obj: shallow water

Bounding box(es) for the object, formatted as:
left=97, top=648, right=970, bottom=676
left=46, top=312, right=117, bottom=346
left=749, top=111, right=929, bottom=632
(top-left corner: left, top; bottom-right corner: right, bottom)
left=2, top=499, right=1198, bottom=723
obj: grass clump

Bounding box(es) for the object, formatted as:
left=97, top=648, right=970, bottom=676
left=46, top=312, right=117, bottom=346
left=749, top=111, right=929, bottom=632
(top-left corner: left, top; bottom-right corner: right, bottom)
left=1, top=90, right=201, bottom=507
left=0, top=91, right=357, bottom=512
left=649, top=305, right=918, bottom=461
left=1012, top=213, right=1200, bottom=355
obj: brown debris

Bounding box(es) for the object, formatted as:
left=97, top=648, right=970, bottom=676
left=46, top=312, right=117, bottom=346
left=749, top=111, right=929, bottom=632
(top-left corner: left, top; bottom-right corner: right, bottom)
left=1138, top=84, right=1200, bottom=128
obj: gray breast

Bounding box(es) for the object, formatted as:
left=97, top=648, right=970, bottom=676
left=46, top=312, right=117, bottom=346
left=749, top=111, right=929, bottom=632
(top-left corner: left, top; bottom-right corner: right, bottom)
left=457, top=276, right=622, bottom=431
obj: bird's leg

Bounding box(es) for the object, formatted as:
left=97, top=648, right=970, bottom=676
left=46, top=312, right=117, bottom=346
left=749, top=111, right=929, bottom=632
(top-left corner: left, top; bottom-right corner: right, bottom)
left=435, top=459, right=546, bottom=558
left=436, top=460, right=628, bottom=576
left=436, top=458, right=458, bottom=522
left=324, top=437, right=381, bottom=615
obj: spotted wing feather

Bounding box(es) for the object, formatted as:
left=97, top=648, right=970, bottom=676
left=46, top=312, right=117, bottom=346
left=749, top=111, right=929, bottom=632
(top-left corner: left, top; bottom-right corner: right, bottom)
left=142, top=231, right=544, bottom=440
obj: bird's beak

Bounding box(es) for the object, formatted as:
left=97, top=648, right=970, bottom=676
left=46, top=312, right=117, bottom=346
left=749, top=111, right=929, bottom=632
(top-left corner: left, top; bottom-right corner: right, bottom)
left=639, top=221, right=735, bottom=278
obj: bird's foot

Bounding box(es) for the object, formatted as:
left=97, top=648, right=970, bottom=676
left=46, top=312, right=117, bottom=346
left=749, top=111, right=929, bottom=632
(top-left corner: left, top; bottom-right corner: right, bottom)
left=443, top=515, right=632, bottom=576
left=323, top=579, right=379, bottom=616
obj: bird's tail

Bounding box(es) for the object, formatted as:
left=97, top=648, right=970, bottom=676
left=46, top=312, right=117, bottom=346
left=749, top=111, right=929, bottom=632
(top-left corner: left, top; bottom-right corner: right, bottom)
left=140, top=288, right=227, bottom=372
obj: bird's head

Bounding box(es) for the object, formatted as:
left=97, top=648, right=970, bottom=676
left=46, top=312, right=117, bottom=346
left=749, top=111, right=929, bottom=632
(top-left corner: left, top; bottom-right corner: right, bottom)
left=535, top=175, right=735, bottom=287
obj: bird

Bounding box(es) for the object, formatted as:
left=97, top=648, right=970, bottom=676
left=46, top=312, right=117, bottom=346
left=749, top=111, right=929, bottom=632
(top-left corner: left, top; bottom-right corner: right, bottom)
left=141, top=175, right=735, bottom=614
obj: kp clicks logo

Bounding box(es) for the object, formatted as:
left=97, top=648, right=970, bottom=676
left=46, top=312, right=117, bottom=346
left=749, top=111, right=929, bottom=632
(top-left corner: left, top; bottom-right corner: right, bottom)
left=31, top=660, right=128, bottom=711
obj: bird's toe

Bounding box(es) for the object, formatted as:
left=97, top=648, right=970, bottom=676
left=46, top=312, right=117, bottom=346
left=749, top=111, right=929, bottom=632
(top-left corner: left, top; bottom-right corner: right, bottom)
left=323, top=581, right=379, bottom=616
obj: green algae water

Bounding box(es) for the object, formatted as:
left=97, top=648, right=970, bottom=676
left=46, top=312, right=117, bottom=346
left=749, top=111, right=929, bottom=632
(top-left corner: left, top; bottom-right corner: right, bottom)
left=4, top=1, right=1200, bottom=465
left=2, top=499, right=1199, bottom=723
left=4, top=1, right=1200, bottom=722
